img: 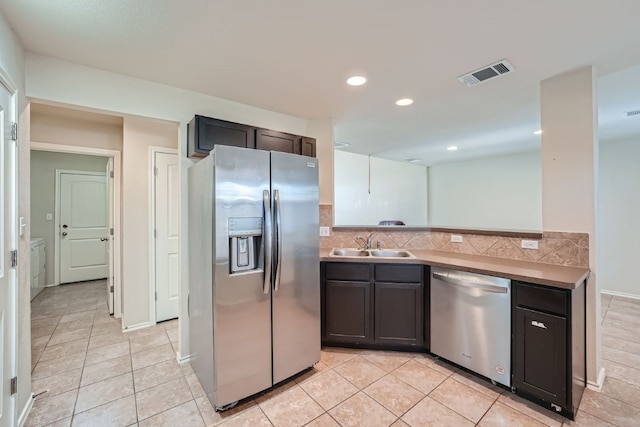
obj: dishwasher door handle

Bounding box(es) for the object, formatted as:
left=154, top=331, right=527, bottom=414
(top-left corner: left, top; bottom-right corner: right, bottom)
left=433, top=272, right=508, bottom=294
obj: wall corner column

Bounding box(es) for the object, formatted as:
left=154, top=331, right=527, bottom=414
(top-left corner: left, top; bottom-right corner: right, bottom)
left=307, top=119, right=334, bottom=206
left=540, top=66, right=601, bottom=388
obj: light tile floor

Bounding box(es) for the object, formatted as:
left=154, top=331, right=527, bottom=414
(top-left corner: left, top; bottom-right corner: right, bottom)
left=27, top=281, right=640, bottom=426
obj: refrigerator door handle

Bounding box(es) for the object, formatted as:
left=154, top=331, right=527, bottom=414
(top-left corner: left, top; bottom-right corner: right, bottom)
left=274, top=189, right=283, bottom=292
left=263, top=189, right=273, bottom=294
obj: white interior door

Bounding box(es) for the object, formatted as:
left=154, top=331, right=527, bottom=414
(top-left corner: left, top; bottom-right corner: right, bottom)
left=0, top=78, right=16, bottom=427
left=154, top=151, right=179, bottom=321
left=106, top=159, right=114, bottom=314
left=59, top=171, right=108, bottom=284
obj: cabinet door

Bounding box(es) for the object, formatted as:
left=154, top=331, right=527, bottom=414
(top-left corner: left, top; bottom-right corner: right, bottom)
left=514, top=307, right=567, bottom=407
left=187, top=116, right=255, bottom=157
left=256, top=128, right=298, bottom=154
left=300, top=137, right=316, bottom=157
left=324, top=280, right=372, bottom=344
left=374, top=282, right=423, bottom=347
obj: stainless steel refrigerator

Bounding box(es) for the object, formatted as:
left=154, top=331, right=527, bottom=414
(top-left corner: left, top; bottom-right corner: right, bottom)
left=188, top=145, right=320, bottom=410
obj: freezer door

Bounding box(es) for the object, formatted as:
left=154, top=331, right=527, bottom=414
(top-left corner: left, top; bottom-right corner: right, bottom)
left=212, top=146, right=273, bottom=407
left=270, top=151, right=320, bottom=384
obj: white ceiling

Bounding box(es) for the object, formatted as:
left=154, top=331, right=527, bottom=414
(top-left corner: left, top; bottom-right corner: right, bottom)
left=2, top=0, right=640, bottom=165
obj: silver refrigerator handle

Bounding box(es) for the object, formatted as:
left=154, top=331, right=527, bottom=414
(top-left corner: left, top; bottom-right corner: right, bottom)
left=263, top=190, right=273, bottom=295
left=274, top=189, right=283, bottom=292
left=432, top=271, right=508, bottom=294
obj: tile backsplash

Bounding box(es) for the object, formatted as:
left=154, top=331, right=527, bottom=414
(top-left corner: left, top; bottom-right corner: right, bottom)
left=319, top=204, right=588, bottom=268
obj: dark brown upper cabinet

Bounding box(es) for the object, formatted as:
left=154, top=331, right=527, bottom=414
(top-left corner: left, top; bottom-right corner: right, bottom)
left=187, top=115, right=256, bottom=158
left=255, top=128, right=298, bottom=154
left=188, top=114, right=317, bottom=159
left=300, top=136, right=317, bottom=157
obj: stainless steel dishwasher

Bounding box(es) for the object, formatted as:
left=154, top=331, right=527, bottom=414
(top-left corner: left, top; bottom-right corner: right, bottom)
left=430, top=266, right=511, bottom=387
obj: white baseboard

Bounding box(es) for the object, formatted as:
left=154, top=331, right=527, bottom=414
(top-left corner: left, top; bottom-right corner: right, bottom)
left=121, top=321, right=153, bottom=333
left=601, top=289, right=640, bottom=300
left=176, top=351, right=192, bottom=366
left=587, top=367, right=606, bottom=392
left=17, top=394, right=34, bottom=427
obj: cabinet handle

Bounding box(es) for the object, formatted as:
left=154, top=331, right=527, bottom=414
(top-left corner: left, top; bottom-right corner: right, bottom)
left=531, top=320, right=547, bottom=329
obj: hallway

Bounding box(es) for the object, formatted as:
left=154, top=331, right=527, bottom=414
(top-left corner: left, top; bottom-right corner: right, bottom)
left=26, top=281, right=640, bottom=426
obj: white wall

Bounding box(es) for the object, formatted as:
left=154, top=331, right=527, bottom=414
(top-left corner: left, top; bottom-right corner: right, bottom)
left=30, top=151, right=109, bottom=286
left=0, top=8, right=31, bottom=421
left=25, top=53, right=334, bottom=204
left=334, top=150, right=428, bottom=226
left=30, top=104, right=123, bottom=151
left=429, top=151, right=542, bottom=230
left=122, top=116, right=178, bottom=329
left=599, top=136, right=640, bottom=297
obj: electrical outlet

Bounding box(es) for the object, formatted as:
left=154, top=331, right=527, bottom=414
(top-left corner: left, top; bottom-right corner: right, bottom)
left=521, top=239, right=539, bottom=250
left=319, top=226, right=330, bottom=237
left=451, top=234, right=463, bottom=243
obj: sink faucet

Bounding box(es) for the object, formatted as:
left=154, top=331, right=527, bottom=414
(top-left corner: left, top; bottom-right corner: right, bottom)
left=355, top=233, right=375, bottom=249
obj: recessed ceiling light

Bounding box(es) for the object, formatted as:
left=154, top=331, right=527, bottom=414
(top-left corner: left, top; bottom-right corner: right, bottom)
left=395, top=98, right=414, bottom=106
left=334, top=141, right=350, bottom=149
left=346, top=76, right=367, bottom=86
left=404, top=158, right=421, bottom=163
left=533, top=129, right=542, bottom=135
left=447, top=146, right=458, bottom=151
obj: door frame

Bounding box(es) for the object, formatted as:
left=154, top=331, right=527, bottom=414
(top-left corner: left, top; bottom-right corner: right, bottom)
left=30, top=142, right=123, bottom=318
left=0, top=64, right=18, bottom=427
left=54, top=169, right=108, bottom=285
left=148, top=146, right=179, bottom=324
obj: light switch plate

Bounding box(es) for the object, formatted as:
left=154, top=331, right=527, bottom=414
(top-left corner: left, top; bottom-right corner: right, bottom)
left=521, top=239, right=539, bottom=250
left=451, top=234, right=463, bottom=243
left=46, top=213, right=53, bottom=221
left=319, top=226, right=330, bottom=237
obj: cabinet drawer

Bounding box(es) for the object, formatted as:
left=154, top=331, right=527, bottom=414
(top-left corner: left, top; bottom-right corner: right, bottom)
left=375, top=264, right=422, bottom=283
left=515, top=281, right=568, bottom=316
left=325, top=262, right=370, bottom=281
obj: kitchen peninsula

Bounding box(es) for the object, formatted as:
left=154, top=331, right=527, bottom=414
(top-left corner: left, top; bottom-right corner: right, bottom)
left=320, top=247, right=588, bottom=420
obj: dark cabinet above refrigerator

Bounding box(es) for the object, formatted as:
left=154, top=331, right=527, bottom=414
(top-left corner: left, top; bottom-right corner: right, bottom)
left=187, top=115, right=316, bottom=158
left=187, top=115, right=255, bottom=156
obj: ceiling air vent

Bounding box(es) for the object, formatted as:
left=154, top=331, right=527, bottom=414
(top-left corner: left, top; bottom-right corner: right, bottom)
left=457, top=59, right=515, bottom=87
left=626, top=109, right=640, bottom=117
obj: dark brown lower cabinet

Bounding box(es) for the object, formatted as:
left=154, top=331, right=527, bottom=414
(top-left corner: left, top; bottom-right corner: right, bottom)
left=321, top=262, right=426, bottom=351
left=512, top=281, right=585, bottom=419
left=514, top=307, right=567, bottom=405
left=324, top=280, right=372, bottom=344
left=374, top=282, right=423, bottom=347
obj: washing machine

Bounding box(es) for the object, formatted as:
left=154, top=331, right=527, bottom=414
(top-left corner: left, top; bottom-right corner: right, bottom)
left=30, top=237, right=46, bottom=300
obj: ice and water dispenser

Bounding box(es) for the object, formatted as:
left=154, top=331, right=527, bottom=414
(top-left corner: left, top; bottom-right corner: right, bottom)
left=228, top=217, right=263, bottom=274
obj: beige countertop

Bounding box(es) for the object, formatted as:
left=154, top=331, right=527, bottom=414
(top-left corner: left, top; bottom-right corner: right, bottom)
left=320, top=248, right=589, bottom=290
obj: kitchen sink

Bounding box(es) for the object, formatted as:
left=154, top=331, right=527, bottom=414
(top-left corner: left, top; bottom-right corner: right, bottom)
left=329, top=248, right=415, bottom=258
left=369, top=249, right=413, bottom=258
left=330, top=248, right=370, bottom=257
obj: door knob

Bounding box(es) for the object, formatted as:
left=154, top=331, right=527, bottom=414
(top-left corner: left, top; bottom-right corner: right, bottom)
left=100, top=237, right=108, bottom=242
left=61, top=232, right=68, bottom=237
left=62, top=224, right=68, bottom=229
